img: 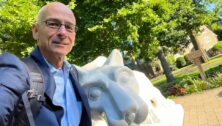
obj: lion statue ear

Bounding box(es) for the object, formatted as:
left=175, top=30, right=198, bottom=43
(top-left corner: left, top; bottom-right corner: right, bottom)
left=81, top=49, right=123, bottom=70
left=104, top=49, right=124, bottom=66
left=82, top=56, right=107, bottom=70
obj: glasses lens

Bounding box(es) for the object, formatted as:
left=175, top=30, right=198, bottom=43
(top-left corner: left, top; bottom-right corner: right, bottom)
left=65, top=24, right=76, bottom=32
left=44, top=20, right=77, bottom=32
left=45, top=21, right=60, bottom=29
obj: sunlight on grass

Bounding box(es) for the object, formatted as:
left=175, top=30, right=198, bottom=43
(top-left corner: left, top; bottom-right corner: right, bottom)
left=151, top=54, right=222, bottom=86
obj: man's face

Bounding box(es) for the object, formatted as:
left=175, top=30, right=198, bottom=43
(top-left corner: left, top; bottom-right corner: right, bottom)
left=32, top=4, right=76, bottom=57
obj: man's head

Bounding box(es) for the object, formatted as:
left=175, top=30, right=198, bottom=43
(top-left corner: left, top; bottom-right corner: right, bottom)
left=32, top=2, right=76, bottom=63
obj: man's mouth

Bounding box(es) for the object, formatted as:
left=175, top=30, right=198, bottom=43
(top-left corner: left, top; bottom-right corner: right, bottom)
left=52, top=40, right=68, bottom=45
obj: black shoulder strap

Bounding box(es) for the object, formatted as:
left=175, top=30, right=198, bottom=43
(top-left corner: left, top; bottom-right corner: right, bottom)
left=20, top=57, right=45, bottom=126
left=22, top=57, right=45, bottom=97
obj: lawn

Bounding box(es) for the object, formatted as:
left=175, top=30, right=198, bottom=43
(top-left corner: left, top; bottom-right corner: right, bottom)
left=151, top=54, right=222, bottom=86
left=150, top=54, right=222, bottom=97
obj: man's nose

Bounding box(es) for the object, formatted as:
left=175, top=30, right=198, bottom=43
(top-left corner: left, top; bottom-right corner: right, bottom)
left=57, top=25, right=68, bottom=37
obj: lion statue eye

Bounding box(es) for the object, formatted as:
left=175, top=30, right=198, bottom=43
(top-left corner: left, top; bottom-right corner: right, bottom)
left=118, top=72, right=130, bottom=84
left=88, top=87, right=103, bottom=101
left=115, top=67, right=135, bottom=84
left=116, top=68, right=131, bottom=81
left=114, top=67, right=139, bottom=92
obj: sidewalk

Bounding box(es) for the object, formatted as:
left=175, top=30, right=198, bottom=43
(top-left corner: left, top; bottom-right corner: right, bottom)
left=173, top=87, right=222, bottom=126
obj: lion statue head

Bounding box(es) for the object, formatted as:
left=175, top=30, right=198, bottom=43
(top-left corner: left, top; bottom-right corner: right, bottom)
left=76, top=49, right=184, bottom=126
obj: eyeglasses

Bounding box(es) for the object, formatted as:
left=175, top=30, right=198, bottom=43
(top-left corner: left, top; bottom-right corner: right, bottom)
left=43, top=20, right=78, bottom=33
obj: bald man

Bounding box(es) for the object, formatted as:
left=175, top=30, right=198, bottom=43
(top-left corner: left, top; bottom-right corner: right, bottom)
left=0, top=2, right=91, bottom=126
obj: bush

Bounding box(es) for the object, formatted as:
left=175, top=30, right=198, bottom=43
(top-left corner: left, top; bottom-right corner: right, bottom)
left=176, top=56, right=187, bottom=68
left=162, top=76, right=208, bottom=96
left=166, top=53, right=177, bottom=71
left=185, top=79, right=207, bottom=94
left=176, top=76, right=207, bottom=94
left=211, top=41, right=222, bottom=56
left=208, top=73, right=222, bottom=88
left=156, top=64, right=222, bottom=97
left=206, top=65, right=222, bottom=77
left=168, top=85, right=186, bottom=96
left=167, top=73, right=222, bottom=96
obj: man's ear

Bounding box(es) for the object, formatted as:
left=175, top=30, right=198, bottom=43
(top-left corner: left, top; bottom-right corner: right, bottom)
left=32, top=24, right=39, bottom=40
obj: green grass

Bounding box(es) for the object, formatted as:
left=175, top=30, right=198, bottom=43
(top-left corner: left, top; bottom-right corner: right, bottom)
left=151, top=54, right=222, bottom=86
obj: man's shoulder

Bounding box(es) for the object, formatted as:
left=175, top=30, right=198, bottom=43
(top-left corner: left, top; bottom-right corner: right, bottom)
left=0, top=52, right=29, bottom=95
left=0, top=52, right=23, bottom=64
left=0, top=52, right=28, bottom=71
left=0, top=52, right=28, bottom=75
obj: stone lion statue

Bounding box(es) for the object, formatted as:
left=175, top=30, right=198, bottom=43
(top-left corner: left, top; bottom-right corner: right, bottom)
left=76, top=49, right=184, bottom=126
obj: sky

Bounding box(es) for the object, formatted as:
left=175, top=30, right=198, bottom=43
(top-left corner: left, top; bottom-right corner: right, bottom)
left=206, top=3, right=216, bottom=11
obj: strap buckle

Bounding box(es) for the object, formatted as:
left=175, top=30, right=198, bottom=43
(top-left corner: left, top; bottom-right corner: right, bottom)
left=26, top=90, right=45, bottom=102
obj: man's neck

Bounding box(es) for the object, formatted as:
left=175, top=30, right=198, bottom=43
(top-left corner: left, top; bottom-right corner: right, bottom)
left=40, top=49, right=64, bottom=69
left=46, top=56, right=64, bottom=69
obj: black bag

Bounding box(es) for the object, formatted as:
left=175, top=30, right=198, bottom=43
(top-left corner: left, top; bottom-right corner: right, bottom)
left=12, top=57, right=45, bottom=126
left=12, top=56, right=80, bottom=126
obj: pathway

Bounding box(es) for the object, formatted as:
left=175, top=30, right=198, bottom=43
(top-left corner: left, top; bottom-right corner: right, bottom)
left=173, top=87, right=222, bottom=126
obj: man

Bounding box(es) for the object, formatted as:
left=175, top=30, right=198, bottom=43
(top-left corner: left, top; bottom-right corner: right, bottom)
left=0, top=2, right=91, bottom=126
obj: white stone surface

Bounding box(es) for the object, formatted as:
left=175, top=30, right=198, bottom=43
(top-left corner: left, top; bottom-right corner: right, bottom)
left=76, top=49, right=184, bottom=126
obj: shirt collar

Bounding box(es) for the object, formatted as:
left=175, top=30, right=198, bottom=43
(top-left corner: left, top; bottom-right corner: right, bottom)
left=43, top=57, right=72, bottom=74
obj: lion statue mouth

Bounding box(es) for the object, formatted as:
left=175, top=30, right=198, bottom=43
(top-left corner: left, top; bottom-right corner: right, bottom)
left=76, top=49, right=184, bottom=126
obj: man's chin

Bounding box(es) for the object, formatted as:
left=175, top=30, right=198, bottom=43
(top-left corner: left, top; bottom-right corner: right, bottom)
left=52, top=50, right=67, bottom=57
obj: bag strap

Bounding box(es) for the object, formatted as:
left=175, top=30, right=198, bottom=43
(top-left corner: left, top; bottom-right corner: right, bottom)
left=21, top=57, right=45, bottom=126
left=21, top=92, right=36, bottom=126
left=22, top=57, right=45, bottom=99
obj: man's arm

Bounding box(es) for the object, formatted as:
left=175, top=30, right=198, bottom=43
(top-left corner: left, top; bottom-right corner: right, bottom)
left=0, top=53, right=29, bottom=125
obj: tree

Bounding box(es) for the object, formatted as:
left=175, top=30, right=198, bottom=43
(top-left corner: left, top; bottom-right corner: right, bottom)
left=157, top=49, right=174, bottom=82
left=1, top=0, right=221, bottom=71
left=211, top=21, right=222, bottom=40
left=0, top=0, right=41, bottom=57
left=69, top=0, right=137, bottom=64
left=0, top=0, right=75, bottom=57
left=72, top=0, right=222, bottom=82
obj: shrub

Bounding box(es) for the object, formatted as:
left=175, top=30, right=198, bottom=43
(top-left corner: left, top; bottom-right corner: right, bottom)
left=168, top=85, right=186, bottom=96
left=208, top=73, right=222, bottom=88
left=166, top=53, right=177, bottom=70
left=166, top=76, right=208, bottom=96
left=156, top=62, right=222, bottom=97
left=170, top=73, right=222, bottom=96
left=185, top=79, right=207, bottom=94
left=211, top=41, right=222, bottom=55
left=179, top=77, right=207, bottom=93
left=206, top=65, right=222, bottom=77
left=176, top=56, right=187, bottom=68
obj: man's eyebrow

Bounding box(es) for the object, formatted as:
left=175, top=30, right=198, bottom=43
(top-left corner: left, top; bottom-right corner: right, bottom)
left=44, top=18, right=60, bottom=22
left=46, top=18, right=74, bottom=24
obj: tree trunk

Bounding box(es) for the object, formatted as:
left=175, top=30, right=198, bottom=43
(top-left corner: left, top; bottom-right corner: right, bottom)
left=189, top=33, right=199, bottom=50
left=157, top=49, right=175, bottom=83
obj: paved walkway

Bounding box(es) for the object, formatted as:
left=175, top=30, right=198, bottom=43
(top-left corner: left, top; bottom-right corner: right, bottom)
left=173, top=87, right=222, bottom=126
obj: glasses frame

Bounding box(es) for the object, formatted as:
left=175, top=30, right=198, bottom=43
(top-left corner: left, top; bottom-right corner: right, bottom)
left=42, top=20, right=78, bottom=33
